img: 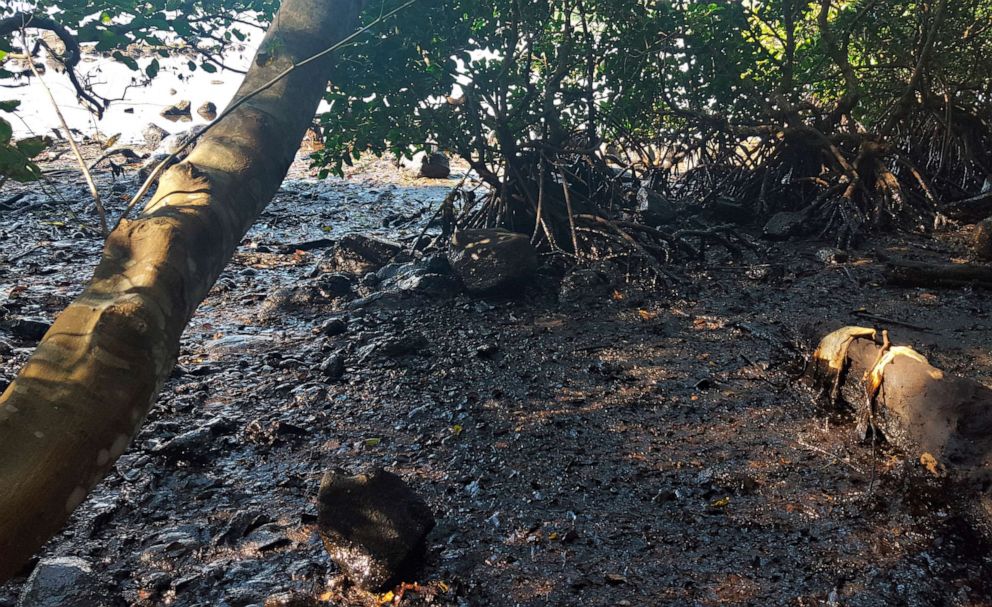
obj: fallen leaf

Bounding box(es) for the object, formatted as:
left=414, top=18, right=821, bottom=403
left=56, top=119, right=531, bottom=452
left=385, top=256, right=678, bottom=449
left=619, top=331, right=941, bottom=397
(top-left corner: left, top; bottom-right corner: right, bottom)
left=639, top=309, right=658, bottom=321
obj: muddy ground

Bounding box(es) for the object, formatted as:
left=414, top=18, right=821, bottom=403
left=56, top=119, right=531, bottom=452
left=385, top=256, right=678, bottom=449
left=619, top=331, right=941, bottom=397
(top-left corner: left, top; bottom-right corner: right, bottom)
left=2, top=143, right=992, bottom=607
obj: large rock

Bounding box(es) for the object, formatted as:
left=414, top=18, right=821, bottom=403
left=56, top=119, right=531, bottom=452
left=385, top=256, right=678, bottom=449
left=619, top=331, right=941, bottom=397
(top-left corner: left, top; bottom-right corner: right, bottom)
left=636, top=187, right=677, bottom=226
left=448, top=229, right=537, bottom=295
left=317, top=469, right=435, bottom=590
left=17, top=557, right=110, bottom=607
left=328, top=234, right=403, bottom=276
left=419, top=153, right=450, bottom=179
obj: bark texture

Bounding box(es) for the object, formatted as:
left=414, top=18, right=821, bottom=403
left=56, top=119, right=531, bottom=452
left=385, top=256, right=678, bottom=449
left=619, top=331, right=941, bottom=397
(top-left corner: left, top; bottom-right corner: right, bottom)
left=0, top=0, right=364, bottom=581
left=814, top=327, right=992, bottom=522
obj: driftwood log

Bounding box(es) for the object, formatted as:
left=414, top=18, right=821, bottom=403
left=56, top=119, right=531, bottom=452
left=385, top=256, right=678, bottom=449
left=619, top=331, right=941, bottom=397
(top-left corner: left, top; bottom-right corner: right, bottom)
left=884, top=257, right=992, bottom=289
left=813, top=327, right=992, bottom=523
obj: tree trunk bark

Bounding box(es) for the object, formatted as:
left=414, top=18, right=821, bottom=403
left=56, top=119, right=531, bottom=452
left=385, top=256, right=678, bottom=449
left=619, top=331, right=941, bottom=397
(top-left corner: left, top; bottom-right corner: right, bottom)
left=0, top=0, right=364, bottom=581
left=813, top=327, right=992, bottom=521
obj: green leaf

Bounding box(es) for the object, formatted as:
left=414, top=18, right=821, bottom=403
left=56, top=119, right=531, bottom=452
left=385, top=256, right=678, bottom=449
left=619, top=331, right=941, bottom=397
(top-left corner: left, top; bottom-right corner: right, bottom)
left=100, top=12, right=112, bottom=25
left=145, top=59, right=160, bottom=79
left=0, top=144, right=41, bottom=182
left=16, top=136, right=49, bottom=158
left=0, top=50, right=7, bottom=61
left=112, top=51, right=139, bottom=71
left=0, top=100, right=20, bottom=113
left=201, top=62, right=217, bottom=73
left=0, top=117, right=11, bottom=145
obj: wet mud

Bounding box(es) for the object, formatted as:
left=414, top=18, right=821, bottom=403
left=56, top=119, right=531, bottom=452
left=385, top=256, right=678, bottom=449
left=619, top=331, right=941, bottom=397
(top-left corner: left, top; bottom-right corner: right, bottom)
left=2, top=145, right=992, bottom=606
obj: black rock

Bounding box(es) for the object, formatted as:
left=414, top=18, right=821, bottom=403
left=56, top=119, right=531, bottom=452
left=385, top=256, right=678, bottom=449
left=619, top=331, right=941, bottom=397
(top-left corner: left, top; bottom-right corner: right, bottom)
left=419, top=153, right=451, bottom=179
left=317, top=273, right=354, bottom=297
left=762, top=211, right=806, bottom=241
left=4, top=317, right=51, bottom=342
left=319, top=354, right=346, bottom=381
left=317, top=469, right=435, bottom=590
left=317, top=317, right=348, bottom=337
left=16, top=557, right=110, bottom=607
left=160, top=99, right=192, bottom=120
left=448, top=229, right=537, bottom=295
left=636, top=187, right=677, bottom=226
left=393, top=273, right=461, bottom=298
left=328, top=234, right=403, bottom=276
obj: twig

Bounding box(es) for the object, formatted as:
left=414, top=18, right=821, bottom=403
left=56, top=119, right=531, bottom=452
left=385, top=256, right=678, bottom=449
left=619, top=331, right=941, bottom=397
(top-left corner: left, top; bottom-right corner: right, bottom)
left=410, top=172, right=468, bottom=254
left=793, top=437, right=865, bottom=475
left=22, top=29, right=108, bottom=235
left=116, top=0, right=422, bottom=229
left=850, top=309, right=930, bottom=332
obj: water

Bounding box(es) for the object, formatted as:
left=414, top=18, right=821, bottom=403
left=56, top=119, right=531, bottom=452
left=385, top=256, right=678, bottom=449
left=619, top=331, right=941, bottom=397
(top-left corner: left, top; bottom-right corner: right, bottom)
left=5, top=41, right=259, bottom=143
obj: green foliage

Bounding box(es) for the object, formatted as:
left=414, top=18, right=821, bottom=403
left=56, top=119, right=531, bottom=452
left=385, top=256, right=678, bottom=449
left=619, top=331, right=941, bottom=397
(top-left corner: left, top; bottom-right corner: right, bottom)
left=0, top=101, right=49, bottom=182
left=0, top=0, right=279, bottom=74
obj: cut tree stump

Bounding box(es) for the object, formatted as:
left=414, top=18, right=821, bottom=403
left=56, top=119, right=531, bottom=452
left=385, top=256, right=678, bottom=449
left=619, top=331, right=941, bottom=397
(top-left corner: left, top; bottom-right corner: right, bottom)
left=812, top=327, right=992, bottom=524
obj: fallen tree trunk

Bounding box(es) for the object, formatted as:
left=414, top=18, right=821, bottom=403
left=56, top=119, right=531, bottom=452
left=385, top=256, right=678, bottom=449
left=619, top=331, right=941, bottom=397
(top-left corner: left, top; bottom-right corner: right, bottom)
left=0, top=0, right=363, bottom=581
left=813, top=327, right=992, bottom=522
left=884, top=257, right=992, bottom=289
left=944, top=190, right=992, bottom=223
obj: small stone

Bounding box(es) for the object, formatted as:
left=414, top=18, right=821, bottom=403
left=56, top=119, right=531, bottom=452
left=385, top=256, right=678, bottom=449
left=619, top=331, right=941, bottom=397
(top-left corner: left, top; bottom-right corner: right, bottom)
left=605, top=573, right=628, bottom=585
left=197, top=101, right=218, bottom=121
left=448, top=229, right=537, bottom=295
left=316, top=273, right=353, bottom=297
left=419, top=152, right=451, bottom=179
left=16, top=557, right=109, bottom=607
left=762, top=211, right=806, bottom=240
left=317, top=469, right=435, bottom=590
left=160, top=124, right=207, bottom=155
left=816, top=248, right=849, bottom=264
left=975, top=218, right=992, bottom=260
left=476, top=343, right=499, bottom=358
left=3, top=317, right=50, bottom=342
left=320, top=354, right=346, bottom=381
left=142, top=123, right=169, bottom=148
left=394, top=273, right=461, bottom=298
left=328, top=234, right=403, bottom=276
left=160, top=99, right=192, bottom=120
left=317, top=317, right=348, bottom=336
